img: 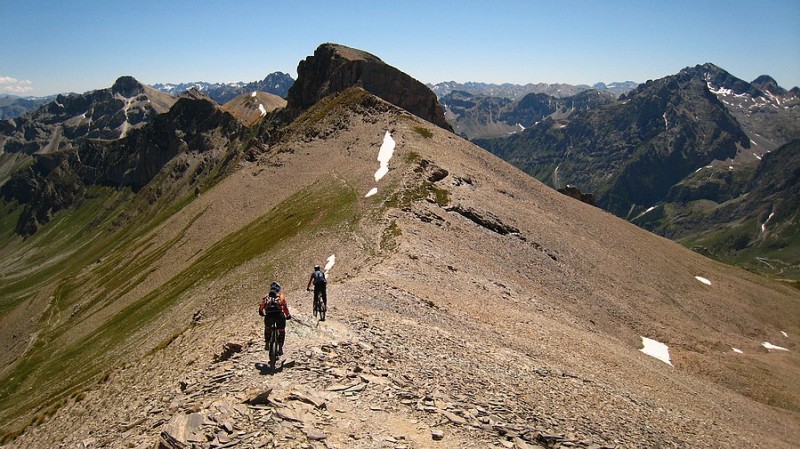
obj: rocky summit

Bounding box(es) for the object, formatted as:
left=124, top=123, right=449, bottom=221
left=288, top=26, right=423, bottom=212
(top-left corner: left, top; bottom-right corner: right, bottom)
left=0, top=44, right=798, bottom=449
left=286, top=43, right=452, bottom=131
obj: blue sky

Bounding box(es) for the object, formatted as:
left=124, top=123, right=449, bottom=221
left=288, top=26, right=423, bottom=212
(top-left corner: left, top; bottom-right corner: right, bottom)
left=2, top=0, right=799, bottom=96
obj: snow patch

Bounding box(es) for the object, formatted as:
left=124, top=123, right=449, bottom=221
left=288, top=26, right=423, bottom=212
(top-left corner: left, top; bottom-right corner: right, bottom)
left=761, top=211, right=775, bottom=233
left=695, top=276, right=712, bottom=285
left=762, top=342, right=789, bottom=351
left=251, top=91, right=257, bottom=97
left=324, top=254, right=336, bottom=274
left=258, top=103, right=267, bottom=116
left=732, top=348, right=743, bottom=354
left=374, top=131, right=396, bottom=182
left=365, top=187, right=378, bottom=197
left=640, top=337, right=673, bottom=366
left=707, top=82, right=735, bottom=96
left=782, top=331, right=789, bottom=338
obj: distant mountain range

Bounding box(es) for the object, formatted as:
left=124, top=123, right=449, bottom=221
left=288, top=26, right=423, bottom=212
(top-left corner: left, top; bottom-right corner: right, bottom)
left=2, top=62, right=798, bottom=279
left=430, top=81, right=639, bottom=140
left=0, top=94, right=58, bottom=120
left=427, top=80, right=639, bottom=99
left=475, top=63, right=800, bottom=277
left=152, top=72, right=295, bottom=103
left=0, top=73, right=294, bottom=121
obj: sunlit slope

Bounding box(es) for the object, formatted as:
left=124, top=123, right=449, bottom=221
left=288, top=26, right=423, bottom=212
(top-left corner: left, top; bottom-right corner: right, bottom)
left=0, top=88, right=423, bottom=439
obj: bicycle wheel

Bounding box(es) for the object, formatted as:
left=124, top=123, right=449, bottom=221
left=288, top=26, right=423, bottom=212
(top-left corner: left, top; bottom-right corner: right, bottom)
left=312, top=296, right=318, bottom=318
left=268, top=325, right=279, bottom=369
left=319, top=300, right=326, bottom=321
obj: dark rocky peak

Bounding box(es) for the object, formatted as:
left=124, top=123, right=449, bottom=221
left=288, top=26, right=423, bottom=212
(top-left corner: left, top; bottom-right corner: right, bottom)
left=161, top=96, right=235, bottom=135
left=791, top=86, right=800, bottom=95
left=286, top=43, right=452, bottom=131
left=681, top=63, right=761, bottom=97
left=179, top=87, right=218, bottom=103
left=751, top=75, right=787, bottom=96
left=111, top=76, right=145, bottom=98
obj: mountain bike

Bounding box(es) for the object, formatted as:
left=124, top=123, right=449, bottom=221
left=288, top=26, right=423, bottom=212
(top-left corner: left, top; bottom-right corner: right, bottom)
left=312, top=290, right=326, bottom=321
left=267, top=321, right=280, bottom=370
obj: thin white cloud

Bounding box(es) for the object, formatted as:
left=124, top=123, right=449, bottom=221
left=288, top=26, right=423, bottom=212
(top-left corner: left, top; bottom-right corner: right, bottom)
left=0, top=76, right=33, bottom=94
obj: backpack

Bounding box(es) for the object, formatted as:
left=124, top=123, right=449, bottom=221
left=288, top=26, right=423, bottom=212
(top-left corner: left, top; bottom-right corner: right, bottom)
left=313, top=270, right=327, bottom=285
left=260, top=293, right=281, bottom=315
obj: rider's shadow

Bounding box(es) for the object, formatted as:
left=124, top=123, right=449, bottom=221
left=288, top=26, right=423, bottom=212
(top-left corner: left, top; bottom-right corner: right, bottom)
left=254, top=362, right=284, bottom=375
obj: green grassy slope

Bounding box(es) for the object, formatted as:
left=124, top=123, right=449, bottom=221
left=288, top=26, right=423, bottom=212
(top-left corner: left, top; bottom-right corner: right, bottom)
left=0, top=180, right=360, bottom=439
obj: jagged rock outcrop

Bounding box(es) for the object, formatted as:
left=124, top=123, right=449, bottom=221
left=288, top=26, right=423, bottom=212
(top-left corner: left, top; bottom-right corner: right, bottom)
left=557, top=185, right=596, bottom=206
left=286, top=43, right=452, bottom=131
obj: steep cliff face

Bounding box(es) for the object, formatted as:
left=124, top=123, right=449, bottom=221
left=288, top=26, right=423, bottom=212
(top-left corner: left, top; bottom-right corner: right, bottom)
left=286, top=43, right=452, bottom=131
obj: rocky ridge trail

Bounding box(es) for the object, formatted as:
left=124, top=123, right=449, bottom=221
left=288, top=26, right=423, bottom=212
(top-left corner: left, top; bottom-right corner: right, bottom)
left=11, top=284, right=643, bottom=449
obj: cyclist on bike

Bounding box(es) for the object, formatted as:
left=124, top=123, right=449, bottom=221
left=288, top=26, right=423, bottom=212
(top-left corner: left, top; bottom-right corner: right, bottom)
left=258, top=281, right=292, bottom=355
left=306, top=265, right=327, bottom=320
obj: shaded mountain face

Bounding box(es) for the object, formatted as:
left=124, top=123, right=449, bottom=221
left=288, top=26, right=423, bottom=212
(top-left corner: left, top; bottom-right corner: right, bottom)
left=635, top=139, right=800, bottom=275
left=478, top=66, right=751, bottom=216
left=476, top=64, right=800, bottom=277
left=0, top=76, right=176, bottom=155
left=0, top=76, right=177, bottom=189
left=152, top=72, right=295, bottom=103
left=1, top=96, right=247, bottom=235
left=285, top=43, right=452, bottom=131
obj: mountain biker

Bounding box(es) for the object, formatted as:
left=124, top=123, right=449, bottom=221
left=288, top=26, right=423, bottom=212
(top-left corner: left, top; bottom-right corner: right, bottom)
left=306, top=265, right=327, bottom=320
left=258, top=281, right=292, bottom=356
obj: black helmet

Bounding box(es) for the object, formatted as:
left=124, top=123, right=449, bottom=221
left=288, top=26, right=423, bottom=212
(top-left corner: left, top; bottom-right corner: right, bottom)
left=314, top=265, right=321, bottom=271
left=270, top=281, right=281, bottom=292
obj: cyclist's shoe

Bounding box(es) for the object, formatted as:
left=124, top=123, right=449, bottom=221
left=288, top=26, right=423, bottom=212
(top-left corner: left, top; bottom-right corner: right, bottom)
left=277, top=348, right=284, bottom=356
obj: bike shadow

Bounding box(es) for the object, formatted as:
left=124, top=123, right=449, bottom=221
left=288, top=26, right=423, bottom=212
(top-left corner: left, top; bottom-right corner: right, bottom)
left=254, top=362, right=282, bottom=375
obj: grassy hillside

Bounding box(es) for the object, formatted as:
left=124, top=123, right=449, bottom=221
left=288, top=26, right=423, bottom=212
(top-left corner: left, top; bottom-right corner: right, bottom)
left=0, top=178, right=362, bottom=439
